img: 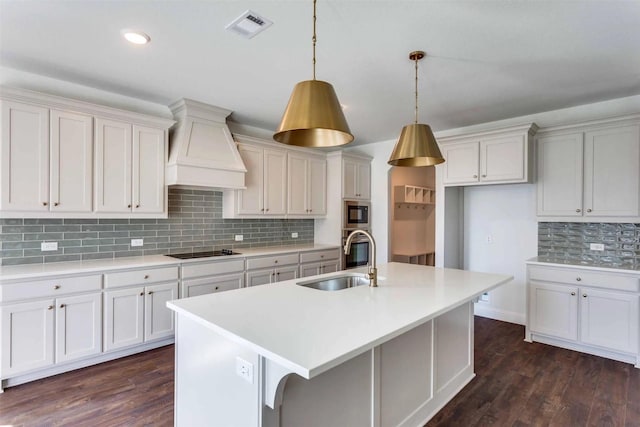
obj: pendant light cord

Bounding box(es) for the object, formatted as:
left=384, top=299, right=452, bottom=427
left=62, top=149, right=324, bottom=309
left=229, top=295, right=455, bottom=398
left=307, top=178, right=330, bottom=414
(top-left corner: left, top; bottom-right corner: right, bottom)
left=414, top=54, right=419, bottom=124
left=312, top=0, right=317, bottom=80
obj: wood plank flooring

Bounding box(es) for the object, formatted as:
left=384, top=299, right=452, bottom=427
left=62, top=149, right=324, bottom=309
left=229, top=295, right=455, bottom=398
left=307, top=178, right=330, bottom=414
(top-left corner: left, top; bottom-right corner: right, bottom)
left=1, top=317, right=638, bottom=426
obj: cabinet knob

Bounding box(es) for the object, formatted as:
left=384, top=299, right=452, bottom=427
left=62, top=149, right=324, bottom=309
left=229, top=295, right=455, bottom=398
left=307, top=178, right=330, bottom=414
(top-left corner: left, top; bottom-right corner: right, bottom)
left=571, top=292, right=576, bottom=296
left=144, top=275, right=149, bottom=279
left=42, top=202, right=48, bottom=206
left=215, top=286, right=219, bottom=291
left=60, top=304, right=65, bottom=308
left=274, top=260, right=278, bottom=264
left=576, top=277, right=581, bottom=282
left=48, top=305, right=54, bottom=310
left=54, top=202, right=59, bottom=206
left=261, top=208, right=264, bottom=212
left=482, top=174, right=487, bottom=178
left=54, top=285, right=61, bottom=290
left=320, top=255, right=324, bottom=258
left=266, top=208, right=269, bottom=212
left=276, top=272, right=280, bottom=276
left=586, top=208, right=592, bottom=213
left=148, top=291, right=153, bottom=295
left=576, top=209, right=581, bottom=213
left=473, top=175, right=478, bottom=178
left=136, top=204, right=140, bottom=208
left=128, top=204, right=132, bottom=208
left=140, top=292, right=144, bottom=296
left=583, top=294, right=588, bottom=298
left=310, top=209, right=312, bottom=212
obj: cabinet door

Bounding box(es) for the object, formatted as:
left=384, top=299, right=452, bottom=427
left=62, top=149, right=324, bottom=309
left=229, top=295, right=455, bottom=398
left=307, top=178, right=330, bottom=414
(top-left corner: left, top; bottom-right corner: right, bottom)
left=320, top=260, right=340, bottom=274
left=536, top=133, right=584, bottom=216
left=1, top=299, right=54, bottom=376
left=274, top=265, right=298, bottom=283
left=287, top=154, right=308, bottom=215
left=300, top=262, right=321, bottom=278
left=264, top=148, right=287, bottom=215
left=584, top=125, right=640, bottom=217
left=237, top=144, right=264, bottom=214
left=480, top=135, right=526, bottom=183
left=246, top=269, right=274, bottom=287
left=55, top=293, right=102, bottom=363
left=308, top=157, right=327, bottom=215
left=144, top=282, right=178, bottom=342
left=95, top=118, right=133, bottom=213
left=529, top=281, right=578, bottom=341
left=133, top=125, right=165, bottom=214
left=441, top=142, right=479, bottom=185
left=342, top=159, right=358, bottom=199
left=0, top=100, right=49, bottom=211
left=104, top=287, right=144, bottom=351
left=182, top=273, right=244, bottom=298
left=50, top=110, right=93, bottom=213
left=356, top=162, right=371, bottom=200
left=580, top=288, right=639, bottom=353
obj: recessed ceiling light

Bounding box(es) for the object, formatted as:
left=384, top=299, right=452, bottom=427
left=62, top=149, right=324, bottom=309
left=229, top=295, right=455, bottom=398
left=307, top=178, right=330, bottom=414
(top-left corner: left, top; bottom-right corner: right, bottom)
left=226, top=10, right=273, bottom=39
left=121, top=29, right=151, bottom=45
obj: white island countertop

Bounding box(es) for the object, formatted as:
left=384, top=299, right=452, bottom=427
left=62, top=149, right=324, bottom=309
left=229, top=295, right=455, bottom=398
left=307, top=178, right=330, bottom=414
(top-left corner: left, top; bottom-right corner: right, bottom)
left=168, top=262, right=512, bottom=379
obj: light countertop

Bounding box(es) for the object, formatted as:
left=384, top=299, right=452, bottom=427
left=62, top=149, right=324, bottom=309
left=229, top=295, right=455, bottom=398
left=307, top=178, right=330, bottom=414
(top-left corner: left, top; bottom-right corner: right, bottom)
left=167, top=262, right=513, bottom=379
left=527, top=257, right=640, bottom=274
left=0, top=244, right=340, bottom=281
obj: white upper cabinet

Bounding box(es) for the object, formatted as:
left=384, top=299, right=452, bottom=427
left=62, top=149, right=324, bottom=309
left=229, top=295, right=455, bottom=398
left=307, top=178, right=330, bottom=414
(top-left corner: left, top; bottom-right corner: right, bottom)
left=440, top=124, right=536, bottom=187
left=236, top=144, right=264, bottom=214
left=287, top=152, right=327, bottom=216
left=343, top=156, right=371, bottom=200
left=537, top=119, right=640, bottom=221
left=0, top=86, right=173, bottom=218
left=263, top=149, right=287, bottom=215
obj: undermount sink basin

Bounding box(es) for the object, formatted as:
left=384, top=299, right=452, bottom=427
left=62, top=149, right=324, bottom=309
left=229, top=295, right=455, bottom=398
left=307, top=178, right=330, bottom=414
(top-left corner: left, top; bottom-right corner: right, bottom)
left=297, top=274, right=370, bottom=291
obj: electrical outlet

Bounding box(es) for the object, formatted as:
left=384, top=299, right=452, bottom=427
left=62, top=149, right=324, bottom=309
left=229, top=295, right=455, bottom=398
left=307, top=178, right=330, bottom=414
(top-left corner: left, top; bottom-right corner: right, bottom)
left=131, top=239, right=144, bottom=247
left=291, top=232, right=298, bottom=238
left=235, top=357, right=253, bottom=384
left=235, top=234, right=244, bottom=241
left=480, top=292, right=489, bottom=302
left=41, top=242, right=58, bottom=251
left=590, top=243, right=605, bottom=251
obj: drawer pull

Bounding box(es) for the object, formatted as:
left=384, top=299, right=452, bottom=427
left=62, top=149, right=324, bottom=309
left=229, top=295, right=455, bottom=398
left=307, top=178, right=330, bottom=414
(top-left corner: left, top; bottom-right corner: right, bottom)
left=54, top=202, right=59, bottom=206
left=576, top=209, right=581, bottom=213
left=583, top=294, right=587, bottom=298
left=571, top=292, right=576, bottom=296
left=276, top=272, right=280, bottom=276
left=144, top=275, right=150, bottom=279
left=42, top=202, right=48, bottom=206
left=54, top=285, right=61, bottom=290
left=274, top=260, right=278, bottom=264
left=482, top=174, right=487, bottom=178
left=148, top=291, right=153, bottom=295
left=136, top=204, right=140, bottom=208
left=60, top=304, right=65, bottom=308
left=587, top=208, right=592, bottom=213
left=48, top=305, right=54, bottom=310
left=320, top=255, right=324, bottom=258
left=128, top=204, right=132, bottom=208
left=576, top=277, right=581, bottom=282
left=215, top=286, right=219, bottom=290
left=140, top=292, right=144, bottom=296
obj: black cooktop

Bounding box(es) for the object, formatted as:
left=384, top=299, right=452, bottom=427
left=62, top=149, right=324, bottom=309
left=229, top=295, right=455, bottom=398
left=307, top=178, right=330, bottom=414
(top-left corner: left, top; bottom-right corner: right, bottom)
left=166, top=249, right=238, bottom=259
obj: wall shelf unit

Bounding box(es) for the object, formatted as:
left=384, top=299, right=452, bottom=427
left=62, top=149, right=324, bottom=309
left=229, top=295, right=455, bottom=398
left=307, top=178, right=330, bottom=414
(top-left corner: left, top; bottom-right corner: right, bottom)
left=393, top=251, right=435, bottom=267
left=394, top=185, right=435, bottom=207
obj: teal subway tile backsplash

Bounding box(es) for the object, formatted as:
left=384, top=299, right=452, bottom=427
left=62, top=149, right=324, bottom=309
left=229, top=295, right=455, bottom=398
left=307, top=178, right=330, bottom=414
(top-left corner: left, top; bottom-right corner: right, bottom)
left=0, top=188, right=314, bottom=266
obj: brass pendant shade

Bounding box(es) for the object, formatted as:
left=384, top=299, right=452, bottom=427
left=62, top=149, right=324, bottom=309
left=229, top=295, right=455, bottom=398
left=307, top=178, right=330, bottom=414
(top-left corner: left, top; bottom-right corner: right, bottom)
left=273, top=79, right=353, bottom=147
left=387, top=51, right=444, bottom=167
left=273, top=0, right=353, bottom=148
left=388, top=123, right=444, bottom=167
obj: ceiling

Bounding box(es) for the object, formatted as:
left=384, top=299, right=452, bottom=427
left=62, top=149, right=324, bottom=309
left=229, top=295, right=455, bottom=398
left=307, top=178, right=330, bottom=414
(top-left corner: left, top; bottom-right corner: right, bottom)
left=1, top=1, right=639, bottom=145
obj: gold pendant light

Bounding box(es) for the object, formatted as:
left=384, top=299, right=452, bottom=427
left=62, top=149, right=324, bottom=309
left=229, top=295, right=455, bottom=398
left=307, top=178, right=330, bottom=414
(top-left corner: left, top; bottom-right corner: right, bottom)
left=388, top=51, right=444, bottom=167
left=273, top=0, right=353, bottom=148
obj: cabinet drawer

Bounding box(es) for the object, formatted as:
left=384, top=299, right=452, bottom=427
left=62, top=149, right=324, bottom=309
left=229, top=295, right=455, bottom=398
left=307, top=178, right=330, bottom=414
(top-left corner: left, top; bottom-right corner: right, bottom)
left=0, top=275, right=102, bottom=303
left=104, top=266, right=178, bottom=288
left=246, top=253, right=299, bottom=270
left=529, top=266, right=639, bottom=292
left=300, top=249, right=340, bottom=264
left=181, top=273, right=244, bottom=298
left=182, top=259, right=245, bottom=280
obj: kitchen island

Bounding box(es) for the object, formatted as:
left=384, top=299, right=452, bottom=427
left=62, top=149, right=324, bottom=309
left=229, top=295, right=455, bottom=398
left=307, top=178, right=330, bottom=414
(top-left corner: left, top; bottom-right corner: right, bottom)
left=167, top=262, right=512, bottom=427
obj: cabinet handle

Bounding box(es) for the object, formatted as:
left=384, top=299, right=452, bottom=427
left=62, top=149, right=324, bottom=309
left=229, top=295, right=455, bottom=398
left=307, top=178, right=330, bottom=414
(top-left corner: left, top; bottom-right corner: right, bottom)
left=54, top=284, right=61, bottom=290
left=144, top=275, right=149, bottom=279
left=583, top=294, right=587, bottom=298
left=48, top=305, right=54, bottom=310
left=576, top=277, right=581, bottom=282
left=60, top=304, right=65, bottom=308
left=576, top=209, right=581, bottom=213
left=54, top=202, right=59, bottom=206
left=128, top=204, right=132, bottom=208
left=42, top=202, right=48, bottom=206
left=571, top=292, right=576, bottom=296
left=586, top=208, right=592, bottom=213
left=140, top=292, right=144, bottom=296
left=148, top=291, right=153, bottom=295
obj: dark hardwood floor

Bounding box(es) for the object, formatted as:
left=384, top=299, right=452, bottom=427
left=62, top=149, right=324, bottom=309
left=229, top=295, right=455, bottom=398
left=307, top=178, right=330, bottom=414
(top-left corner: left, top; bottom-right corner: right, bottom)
left=1, top=318, right=638, bottom=426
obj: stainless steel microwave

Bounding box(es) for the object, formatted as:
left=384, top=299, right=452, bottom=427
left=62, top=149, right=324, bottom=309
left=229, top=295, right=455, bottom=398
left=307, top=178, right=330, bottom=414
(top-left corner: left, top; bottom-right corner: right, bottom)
left=344, top=201, right=370, bottom=229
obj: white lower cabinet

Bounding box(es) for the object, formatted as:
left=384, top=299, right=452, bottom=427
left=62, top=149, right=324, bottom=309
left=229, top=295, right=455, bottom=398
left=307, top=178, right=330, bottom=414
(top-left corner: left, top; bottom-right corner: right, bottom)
left=144, top=283, right=178, bottom=342
left=299, top=249, right=341, bottom=278
left=181, top=258, right=245, bottom=298
left=527, top=263, right=639, bottom=365
left=246, top=265, right=298, bottom=287
left=55, top=293, right=102, bottom=363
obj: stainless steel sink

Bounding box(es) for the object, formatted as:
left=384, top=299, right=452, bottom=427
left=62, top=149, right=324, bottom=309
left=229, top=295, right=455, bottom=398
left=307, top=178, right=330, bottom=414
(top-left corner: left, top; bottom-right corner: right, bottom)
left=297, top=274, right=370, bottom=291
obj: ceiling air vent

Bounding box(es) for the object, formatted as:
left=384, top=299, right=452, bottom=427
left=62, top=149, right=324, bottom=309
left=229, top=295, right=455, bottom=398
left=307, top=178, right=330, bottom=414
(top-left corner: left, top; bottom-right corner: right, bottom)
left=226, top=10, right=273, bottom=39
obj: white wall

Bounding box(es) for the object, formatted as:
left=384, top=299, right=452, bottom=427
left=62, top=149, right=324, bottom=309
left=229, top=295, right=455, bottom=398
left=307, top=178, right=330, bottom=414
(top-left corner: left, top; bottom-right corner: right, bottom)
left=463, top=184, right=538, bottom=324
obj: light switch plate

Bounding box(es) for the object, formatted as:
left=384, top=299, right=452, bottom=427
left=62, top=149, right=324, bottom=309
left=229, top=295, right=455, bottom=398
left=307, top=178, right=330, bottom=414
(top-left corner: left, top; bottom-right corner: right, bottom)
left=41, top=242, right=58, bottom=251
left=131, top=239, right=144, bottom=247
left=590, top=243, right=605, bottom=251
left=235, top=357, right=253, bottom=384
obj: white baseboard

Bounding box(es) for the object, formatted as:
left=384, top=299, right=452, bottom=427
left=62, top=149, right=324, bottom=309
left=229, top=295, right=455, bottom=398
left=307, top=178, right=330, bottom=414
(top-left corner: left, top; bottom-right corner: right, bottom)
left=473, top=303, right=525, bottom=325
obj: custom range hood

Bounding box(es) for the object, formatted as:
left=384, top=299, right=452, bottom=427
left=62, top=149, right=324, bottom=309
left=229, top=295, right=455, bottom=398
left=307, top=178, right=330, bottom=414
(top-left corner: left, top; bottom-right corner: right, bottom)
left=166, top=99, right=246, bottom=189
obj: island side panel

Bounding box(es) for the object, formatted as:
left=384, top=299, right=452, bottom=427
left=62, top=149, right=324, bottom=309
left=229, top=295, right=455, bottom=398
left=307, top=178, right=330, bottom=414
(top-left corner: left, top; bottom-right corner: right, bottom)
left=174, top=314, right=261, bottom=427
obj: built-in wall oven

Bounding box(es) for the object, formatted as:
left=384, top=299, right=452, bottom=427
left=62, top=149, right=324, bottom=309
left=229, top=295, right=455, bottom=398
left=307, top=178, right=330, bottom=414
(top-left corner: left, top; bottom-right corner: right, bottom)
left=342, top=229, right=371, bottom=269
left=344, top=201, right=370, bottom=230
